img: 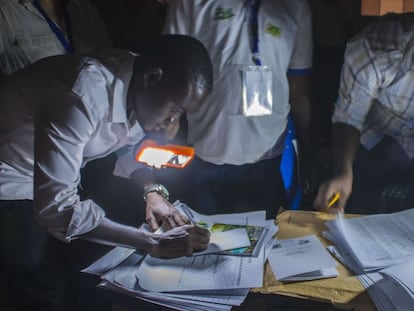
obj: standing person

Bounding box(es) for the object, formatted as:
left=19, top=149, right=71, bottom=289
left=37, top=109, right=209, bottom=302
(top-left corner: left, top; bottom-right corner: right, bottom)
left=162, top=0, right=314, bottom=219
left=0, top=34, right=212, bottom=311
left=313, top=13, right=414, bottom=214
left=0, top=0, right=111, bottom=80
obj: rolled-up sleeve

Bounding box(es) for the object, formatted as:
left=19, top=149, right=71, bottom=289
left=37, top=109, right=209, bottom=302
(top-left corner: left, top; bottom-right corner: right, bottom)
left=33, top=90, right=105, bottom=242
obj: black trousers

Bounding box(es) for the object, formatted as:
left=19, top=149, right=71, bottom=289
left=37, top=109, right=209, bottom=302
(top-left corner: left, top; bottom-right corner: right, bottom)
left=0, top=200, right=65, bottom=311
left=0, top=199, right=113, bottom=311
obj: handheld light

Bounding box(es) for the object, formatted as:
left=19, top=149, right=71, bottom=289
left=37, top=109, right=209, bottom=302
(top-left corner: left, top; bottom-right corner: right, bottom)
left=135, top=139, right=194, bottom=169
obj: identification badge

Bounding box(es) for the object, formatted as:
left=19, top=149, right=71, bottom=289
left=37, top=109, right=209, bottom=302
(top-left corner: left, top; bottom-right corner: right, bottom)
left=242, top=66, right=273, bottom=116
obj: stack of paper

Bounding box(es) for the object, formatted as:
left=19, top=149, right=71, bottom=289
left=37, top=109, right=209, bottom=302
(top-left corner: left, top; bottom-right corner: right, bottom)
left=268, top=234, right=338, bottom=282
left=83, top=203, right=278, bottom=310
left=323, top=208, right=414, bottom=311
left=357, top=259, right=414, bottom=311
left=323, top=208, right=414, bottom=273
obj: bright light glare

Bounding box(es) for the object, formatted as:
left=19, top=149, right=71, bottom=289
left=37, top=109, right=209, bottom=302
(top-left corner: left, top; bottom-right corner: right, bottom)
left=138, top=148, right=174, bottom=168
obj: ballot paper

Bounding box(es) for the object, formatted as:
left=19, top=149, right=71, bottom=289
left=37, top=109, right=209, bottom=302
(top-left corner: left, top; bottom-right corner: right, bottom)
left=324, top=208, right=414, bottom=272
left=268, top=234, right=338, bottom=281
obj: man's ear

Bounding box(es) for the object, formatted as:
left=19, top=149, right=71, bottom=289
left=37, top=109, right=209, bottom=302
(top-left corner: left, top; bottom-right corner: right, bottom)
left=143, top=67, right=163, bottom=88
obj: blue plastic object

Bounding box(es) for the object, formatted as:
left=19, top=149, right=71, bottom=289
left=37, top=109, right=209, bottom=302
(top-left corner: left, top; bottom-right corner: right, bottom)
left=280, top=116, right=303, bottom=210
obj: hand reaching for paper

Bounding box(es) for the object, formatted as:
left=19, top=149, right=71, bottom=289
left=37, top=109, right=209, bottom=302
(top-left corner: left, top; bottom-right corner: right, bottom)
left=148, top=224, right=210, bottom=258
left=145, top=192, right=188, bottom=231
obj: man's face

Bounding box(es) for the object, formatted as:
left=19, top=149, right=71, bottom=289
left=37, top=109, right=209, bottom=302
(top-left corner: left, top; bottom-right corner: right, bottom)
left=131, top=81, right=207, bottom=141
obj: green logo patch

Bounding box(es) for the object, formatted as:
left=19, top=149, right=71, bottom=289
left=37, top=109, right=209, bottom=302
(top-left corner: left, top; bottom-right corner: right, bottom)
left=213, top=8, right=234, bottom=20
left=265, top=24, right=281, bottom=37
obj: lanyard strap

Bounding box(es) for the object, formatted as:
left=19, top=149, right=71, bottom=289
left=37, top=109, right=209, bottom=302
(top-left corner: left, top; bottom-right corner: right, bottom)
left=33, top=0, right=73, bottom=53
left=249, top=0, right=261, bottom=66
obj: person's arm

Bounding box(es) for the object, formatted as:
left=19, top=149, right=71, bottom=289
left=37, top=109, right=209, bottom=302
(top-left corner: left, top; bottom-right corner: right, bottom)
left=33, top=91, right=208, bottom=257
left=313, top=28, right=382, bottom=213
left=130, top=166, right=188, bottom=231
left=114, top=127, right=189, bottom=231
left=313, top=123, right=361, bottom=213
left=83, top=217, right=209, bottom=258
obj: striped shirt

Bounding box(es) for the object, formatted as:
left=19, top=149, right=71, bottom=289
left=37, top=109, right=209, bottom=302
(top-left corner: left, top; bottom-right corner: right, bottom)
left=333, top=13, right=414, bottom=158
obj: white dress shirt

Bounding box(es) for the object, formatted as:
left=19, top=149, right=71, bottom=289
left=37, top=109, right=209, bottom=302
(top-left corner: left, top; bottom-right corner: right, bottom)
left=0, top=50, right=145, bottom=241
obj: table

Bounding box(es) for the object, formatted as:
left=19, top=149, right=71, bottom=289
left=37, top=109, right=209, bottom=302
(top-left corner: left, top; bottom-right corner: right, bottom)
left=251, top=209, right=376, bottom=311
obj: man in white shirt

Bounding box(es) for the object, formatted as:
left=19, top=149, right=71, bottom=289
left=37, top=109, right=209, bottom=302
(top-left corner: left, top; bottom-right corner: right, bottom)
left=0, top=34, right=212, bottom=311
left=163, top=0, right=314, bottom=218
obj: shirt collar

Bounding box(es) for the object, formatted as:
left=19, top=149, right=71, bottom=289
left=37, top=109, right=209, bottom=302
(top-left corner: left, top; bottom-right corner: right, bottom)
left=110, top=52, right=144, bottom=139
left=110, top=52, right=135, bottom=123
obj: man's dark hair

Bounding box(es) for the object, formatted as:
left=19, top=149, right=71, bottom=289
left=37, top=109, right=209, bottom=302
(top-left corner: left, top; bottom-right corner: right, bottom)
left=135, top=34, right=213, bottom=98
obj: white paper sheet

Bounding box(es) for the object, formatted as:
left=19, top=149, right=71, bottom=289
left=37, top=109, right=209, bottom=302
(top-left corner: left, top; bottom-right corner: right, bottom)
left=136, top=244, right=264, bottom=292
left=81, top=246, right=137, bottom=275
left=268, top=234, right=338, bottom=281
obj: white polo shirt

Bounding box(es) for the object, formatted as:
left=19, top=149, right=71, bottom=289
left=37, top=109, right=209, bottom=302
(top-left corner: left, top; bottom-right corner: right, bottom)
left=163, top=0, right=312, bottom=164
left=0, top=51, right=145, bottom=241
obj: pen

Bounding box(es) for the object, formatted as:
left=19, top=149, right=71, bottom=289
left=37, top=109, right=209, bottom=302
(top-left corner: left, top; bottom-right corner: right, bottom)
left=327, top=192, right=340, bottom=209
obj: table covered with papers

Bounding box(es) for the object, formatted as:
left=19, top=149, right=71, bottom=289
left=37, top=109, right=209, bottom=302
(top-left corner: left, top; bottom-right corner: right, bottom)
left=252, top=209, right=375, bottom=311
left=83, top=202, right=277, bottom=311
left=84, top=206, right=414, bottom=310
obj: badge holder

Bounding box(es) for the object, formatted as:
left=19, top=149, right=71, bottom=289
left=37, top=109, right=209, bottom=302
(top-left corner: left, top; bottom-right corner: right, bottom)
left=242, top=65, right=273, bottom=116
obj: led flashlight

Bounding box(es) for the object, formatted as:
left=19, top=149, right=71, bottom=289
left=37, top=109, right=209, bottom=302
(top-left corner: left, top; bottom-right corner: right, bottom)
left=135, top=139, right=194, bottom=169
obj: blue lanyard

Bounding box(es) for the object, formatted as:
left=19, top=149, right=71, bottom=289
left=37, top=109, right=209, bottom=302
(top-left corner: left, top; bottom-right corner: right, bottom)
left=249, top=0, right=261, bottom=66
left=33, top=0, right=74, bottom=53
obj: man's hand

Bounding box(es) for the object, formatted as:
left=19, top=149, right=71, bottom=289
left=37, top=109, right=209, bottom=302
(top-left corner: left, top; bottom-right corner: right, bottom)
left=313, top=172, right=353, bottom=214
left=145, top=192, right=188, bottom=231
left=147, top=224, right=210, bottom=258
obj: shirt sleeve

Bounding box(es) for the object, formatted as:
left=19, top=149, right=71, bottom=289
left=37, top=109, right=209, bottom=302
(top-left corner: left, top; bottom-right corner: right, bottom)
left=33, top=90, right=105, bottom=242
left=162, top=0, right=192, bottom=35
left=332, top=35, right=382, bottom=131
left=288, top=0, right=313, bottom=73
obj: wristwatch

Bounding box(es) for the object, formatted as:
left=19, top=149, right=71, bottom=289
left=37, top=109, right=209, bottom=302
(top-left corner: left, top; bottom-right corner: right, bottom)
left=143, top=184, right=169, bottom=202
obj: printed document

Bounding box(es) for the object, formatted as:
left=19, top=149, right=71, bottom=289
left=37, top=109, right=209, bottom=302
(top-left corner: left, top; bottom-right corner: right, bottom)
left=268, top=234, right=338, bottom=281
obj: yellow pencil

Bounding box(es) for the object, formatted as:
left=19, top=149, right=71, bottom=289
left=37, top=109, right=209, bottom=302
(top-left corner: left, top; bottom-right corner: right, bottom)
left=327, top=192, right=340, bottom=209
